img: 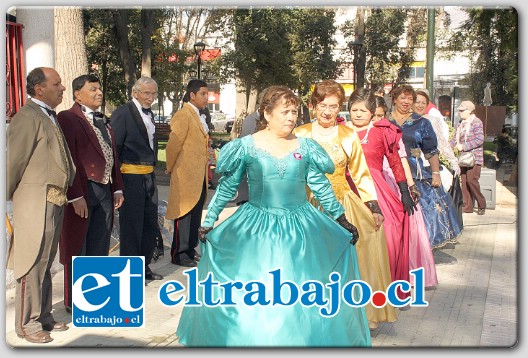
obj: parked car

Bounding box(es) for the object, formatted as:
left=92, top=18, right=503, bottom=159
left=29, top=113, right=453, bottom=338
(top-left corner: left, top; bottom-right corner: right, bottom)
left=225, top=120, right=234, bottom=134
left=211, top=112, right=229, bottom=132
left=338, top=111, right=351, bottom=122
left=154, top=114, right=169, bottom=123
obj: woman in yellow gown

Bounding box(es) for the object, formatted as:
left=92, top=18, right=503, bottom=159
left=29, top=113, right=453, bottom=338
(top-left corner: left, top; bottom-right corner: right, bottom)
left=295, top=80, right=397, bottom=329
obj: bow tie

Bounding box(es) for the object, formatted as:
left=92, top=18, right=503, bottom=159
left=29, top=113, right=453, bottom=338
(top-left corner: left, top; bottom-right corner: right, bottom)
left=141, top=107, right=153, bottom=116
left=91, top=111, right=112, bottom=145
left=92, top=111, right=110, bottom=125
left=40, top=106, right=56, bottom=119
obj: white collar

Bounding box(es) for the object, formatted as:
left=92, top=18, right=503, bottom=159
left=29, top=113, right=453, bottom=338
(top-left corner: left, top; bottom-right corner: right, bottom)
left=30, top=98, right=54, bottom=110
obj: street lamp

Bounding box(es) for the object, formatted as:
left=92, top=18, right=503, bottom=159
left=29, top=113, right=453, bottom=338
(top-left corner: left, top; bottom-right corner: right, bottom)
left=350, top=38, right=363, bottom=90
left=194, top=41, right=206, bottom=80
left=451, top=83, right=459, bottom=127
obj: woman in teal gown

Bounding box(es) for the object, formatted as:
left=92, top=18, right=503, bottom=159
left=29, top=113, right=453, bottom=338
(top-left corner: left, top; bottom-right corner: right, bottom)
left=176, top=86, right=371, bottom=347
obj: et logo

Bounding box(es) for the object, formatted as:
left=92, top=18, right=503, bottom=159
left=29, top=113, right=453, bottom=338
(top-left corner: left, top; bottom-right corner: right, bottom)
left=72, top=256, right=144, bottom=328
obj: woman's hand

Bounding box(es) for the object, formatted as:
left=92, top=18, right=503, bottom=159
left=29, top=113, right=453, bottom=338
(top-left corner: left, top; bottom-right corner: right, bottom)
left=336, top=214, right=360, bottom=245
left=365, top=200, right=384, bottom=230
left=372, top=213, right=385, bottom=230
left=198, top=226, right=213, bottom=242
left=431, top=172, right=442, bottom=188
left=409, top=184, right=422, bottom=202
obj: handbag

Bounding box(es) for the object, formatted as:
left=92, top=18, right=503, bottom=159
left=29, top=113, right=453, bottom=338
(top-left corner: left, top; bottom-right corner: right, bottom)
left=456, top=117, right=475, bottom=167
left=458, top=151, right=475, bottom=167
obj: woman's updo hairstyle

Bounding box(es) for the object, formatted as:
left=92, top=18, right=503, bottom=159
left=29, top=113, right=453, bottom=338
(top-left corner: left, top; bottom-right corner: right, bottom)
left=256, top=85, right=299, bottom=131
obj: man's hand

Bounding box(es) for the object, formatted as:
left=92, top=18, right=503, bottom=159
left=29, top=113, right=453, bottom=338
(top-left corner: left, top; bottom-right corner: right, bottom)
left=72, top=197, right=88, bottom=218
left=114, top=192, right=124, bottom=209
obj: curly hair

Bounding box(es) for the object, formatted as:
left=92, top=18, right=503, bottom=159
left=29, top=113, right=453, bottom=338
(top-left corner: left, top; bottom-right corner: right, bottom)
left=256, top=86, right=299, bottom=131
left=310, top=80, right=345, bottom=108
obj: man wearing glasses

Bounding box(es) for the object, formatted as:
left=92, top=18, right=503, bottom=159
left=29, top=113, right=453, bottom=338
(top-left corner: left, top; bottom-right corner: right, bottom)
left=110, top=77, right=163, bottom=281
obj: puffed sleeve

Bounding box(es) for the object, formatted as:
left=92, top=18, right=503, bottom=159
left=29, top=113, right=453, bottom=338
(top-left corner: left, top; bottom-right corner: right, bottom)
left=304, top=138, right=345, bottom=220
left=202, top=138, right=246, bottom=227
left=420, top=118, right=440, bottom=158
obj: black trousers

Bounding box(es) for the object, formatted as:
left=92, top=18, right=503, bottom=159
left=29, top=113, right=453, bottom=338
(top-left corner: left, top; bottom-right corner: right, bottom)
left=119, top=172, right=158, bottom=267
left=171, top=180, right=207, bottom=262
left=64, top=180, right=113, bottom=308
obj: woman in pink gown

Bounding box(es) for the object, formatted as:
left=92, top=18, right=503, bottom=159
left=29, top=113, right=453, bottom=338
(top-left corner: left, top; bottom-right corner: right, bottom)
left=346, top=89, right=416, bottom=296
left=374, top=96, right=438, bottom=288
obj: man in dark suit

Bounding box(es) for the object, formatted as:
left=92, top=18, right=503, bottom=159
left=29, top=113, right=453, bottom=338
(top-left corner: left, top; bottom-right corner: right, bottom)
left=57, top=74, right=124, bottom=313
left=7, top=67, right=76, bottom=343
left=110, top=77, right=163, bottom=281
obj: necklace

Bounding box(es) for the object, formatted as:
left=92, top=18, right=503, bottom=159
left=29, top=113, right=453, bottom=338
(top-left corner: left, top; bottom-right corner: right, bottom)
left=391, top=111, right=412, bottom=125
left=313, top=122, right=338, bottom=140
left=358, top=122, right=373, bottom=145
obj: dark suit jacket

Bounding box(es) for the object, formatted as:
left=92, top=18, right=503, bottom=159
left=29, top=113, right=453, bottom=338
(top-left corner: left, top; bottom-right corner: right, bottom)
left=57, top=102, right=124, bottom=264
left=110, top=101, right=158, bottom=166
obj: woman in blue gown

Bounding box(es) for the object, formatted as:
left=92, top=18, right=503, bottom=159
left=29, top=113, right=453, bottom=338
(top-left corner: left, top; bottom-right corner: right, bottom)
left=388, top=85, right=462, bottom=248
left=176, top=86, right=371, bottom=347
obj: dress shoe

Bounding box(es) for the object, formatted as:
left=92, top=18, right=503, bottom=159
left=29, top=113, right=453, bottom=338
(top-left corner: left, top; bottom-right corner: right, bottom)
left=477, top=208, right=486, bottom=215
left=43, top=321, right=69, bottom=332
left=17, top=331, right=53, bottom=344
left=171, top=257, right=197, bottom=267
left=145, top=271, right=163, bottom=280
left=65, top=306, right=72, bottom=314
left=193, top=253, right=202, bottom=262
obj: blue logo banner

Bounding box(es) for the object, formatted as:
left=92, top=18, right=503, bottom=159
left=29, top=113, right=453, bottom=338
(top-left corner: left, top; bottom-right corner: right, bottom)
left=72, top=256, right=145, bottom=328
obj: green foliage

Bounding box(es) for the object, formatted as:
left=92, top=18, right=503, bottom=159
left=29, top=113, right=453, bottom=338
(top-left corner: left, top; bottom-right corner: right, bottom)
left=84, top=9, right=132, bottom=107
left=288, top=8, right=340, bottom=97
left=345, top=8, right=409, bottom=88
left=451, top=7, right=518, bottom=113
left=209, top=7, right=340, bottom=107
left=84, top=8, right=211, bottom=113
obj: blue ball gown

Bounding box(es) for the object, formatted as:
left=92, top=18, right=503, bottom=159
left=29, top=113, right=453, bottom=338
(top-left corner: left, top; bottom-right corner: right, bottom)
left=390, top=114, right=462, bottom=248
left=175, top=135, right=371, bottom=347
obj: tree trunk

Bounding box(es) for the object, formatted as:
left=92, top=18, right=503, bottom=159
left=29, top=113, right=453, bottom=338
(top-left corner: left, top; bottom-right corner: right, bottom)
left=54, top=7, right=88, bottom=112
left=101, top=59, right=108, bottom=113
left=232, top=77, right=249, bottom=139
left=112, top=9, right=137, bottom=98
left=246, top=87, right=258, bottom=114
left=356, top=7, right=366, bottom=89
left=140, top=9, right=155, bottom=78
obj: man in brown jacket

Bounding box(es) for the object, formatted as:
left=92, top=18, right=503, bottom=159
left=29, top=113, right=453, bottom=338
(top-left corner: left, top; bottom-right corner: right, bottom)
left=7, top=67, right=76, bottom=343
left=166, top=79, right=209, bottom=267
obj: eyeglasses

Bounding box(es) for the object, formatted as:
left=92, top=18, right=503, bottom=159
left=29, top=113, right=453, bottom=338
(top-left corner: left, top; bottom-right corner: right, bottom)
left=316, top=103, right=340, bottom=112
left=138, top=90, right=158, bottom=98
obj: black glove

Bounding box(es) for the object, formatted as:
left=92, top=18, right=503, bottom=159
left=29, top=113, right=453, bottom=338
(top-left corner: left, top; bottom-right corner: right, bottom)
left=365, top=200, right=383, bottom=215
left=409, top=184, right=422, bottom=202
left=336, top=213, right=360, bottom=245
left=198, top=226, right=213, bottom=243
left=397, top=181, right=416, bottom=215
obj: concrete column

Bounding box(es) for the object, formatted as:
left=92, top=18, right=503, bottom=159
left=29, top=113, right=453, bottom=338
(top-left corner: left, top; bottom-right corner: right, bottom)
left=16, top=6, right=55, bottom=75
